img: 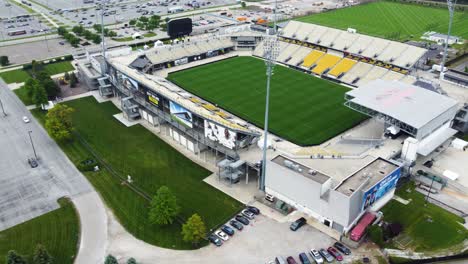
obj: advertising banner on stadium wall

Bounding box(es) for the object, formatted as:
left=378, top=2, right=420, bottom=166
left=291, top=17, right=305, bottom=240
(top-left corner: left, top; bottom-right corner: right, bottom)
left=204, top=120, right=237, bottom=149
left=121, top=73, right=139, bottom=91
left=170, top=101, right=193, bottom=128
left=146, top=90, right=160, bottom=107
left=361, top=167, right=401, bottom=211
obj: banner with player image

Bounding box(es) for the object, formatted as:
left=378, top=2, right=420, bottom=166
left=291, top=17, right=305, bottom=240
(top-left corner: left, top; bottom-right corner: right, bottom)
left=204, top=120, right=237, bottom=149
left=361, top=167, right=401, bottom=211
left=121, top=73, right=139, bottom=91
left=169, top=101, right=193, bottom=128
left=147, top=91, right=159, bottom=107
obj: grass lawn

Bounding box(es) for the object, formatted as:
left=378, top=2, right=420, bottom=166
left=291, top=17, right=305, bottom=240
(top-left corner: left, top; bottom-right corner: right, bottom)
left=0, top=61, right=74, bottom=84
left=0, top=198, right=79, bottom=264
left=43, top=61, right=74, bottom=76
left=0, top=69, right=31, bottom=84
left=295, top=1, right=468, bottom=41
left=13, top=86, right=33, bottom=106
left=168, top=56, right=366, bottom=146
left=32, top=97, right=242, bottom=249
left=381, top=182, right=468, bottom=251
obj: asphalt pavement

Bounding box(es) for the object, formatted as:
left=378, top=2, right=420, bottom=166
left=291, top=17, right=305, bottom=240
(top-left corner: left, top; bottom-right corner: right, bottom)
left=0, top=79, right=92, bottom=231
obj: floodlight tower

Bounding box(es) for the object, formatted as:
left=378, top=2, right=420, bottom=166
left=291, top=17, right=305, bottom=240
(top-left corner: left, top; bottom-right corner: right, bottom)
left=99, top=0, right=109, bottom=74
left=439, top=0, right=457, bottom=81
left=259, top=0, right=280, bottom=191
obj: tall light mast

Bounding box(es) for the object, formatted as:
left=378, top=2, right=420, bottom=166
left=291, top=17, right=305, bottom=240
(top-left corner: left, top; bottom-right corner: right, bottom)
left=439, top=0, right=457, bottom=81
left=259, top=0, right=279, bottom=191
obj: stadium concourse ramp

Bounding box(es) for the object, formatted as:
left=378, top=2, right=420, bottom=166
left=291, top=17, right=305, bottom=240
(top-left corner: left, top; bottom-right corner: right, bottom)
left=253, top=20, right=427, bottom=88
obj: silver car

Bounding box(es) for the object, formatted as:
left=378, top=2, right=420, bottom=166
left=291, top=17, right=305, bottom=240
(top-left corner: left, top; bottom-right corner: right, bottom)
left=241, top=209, right=255, bottom=219
left=318, top=248, right=334, bottom=263
left=309, top=249, right=324, bottom=264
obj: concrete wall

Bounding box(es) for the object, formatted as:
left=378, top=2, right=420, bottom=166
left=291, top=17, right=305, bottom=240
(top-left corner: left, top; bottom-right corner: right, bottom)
left=417, top=104, right=458, bottom=140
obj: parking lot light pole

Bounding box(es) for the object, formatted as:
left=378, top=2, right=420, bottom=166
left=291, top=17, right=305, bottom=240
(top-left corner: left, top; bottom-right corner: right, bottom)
left=0, top=98, right=6, bottom=116
left=439, top=0, right=456, bottom=81
left=28, top=131, right=38, bottom=160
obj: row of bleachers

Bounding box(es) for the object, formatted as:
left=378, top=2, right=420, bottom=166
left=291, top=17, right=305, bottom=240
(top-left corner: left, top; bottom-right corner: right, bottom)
left=328, top=58, right=357, bottom=77
left=381, top=70, right=405, bottom=82
left=277, top=43, right=301, bottom=62
left=280, top=21, right=427, bottom=69
left=302, top=50, right=325, bottom=68
left=253, top=40, right=265, bottom=57
left=289, top=46, right=313, bottom=66
left=341, top=62, right=374, bottom=84
left=356, top=66, right=389, bottom=86
left=311, top=54, right=341, bottom=75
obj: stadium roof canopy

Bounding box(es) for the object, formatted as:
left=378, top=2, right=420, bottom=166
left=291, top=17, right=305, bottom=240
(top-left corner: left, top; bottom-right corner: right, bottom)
left=345, top=79, right=458, bottom=139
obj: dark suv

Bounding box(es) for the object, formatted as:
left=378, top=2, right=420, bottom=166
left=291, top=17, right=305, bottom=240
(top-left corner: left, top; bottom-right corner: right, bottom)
left=290, top=217, right=307, bottom=231
left=334, top=242, right=351, bottom=255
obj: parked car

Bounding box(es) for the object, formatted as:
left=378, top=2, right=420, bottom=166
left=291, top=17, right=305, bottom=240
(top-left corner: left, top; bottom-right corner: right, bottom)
left=333, top=242, right=351, bottom=255
left=290, top=217, right=307, bottom=231
left=22, top=116, right=30, bottom=123
left=274, top=256, right=287, bottom=264
left=214, top=230, right=229, bottom=241
left=235, top=214, right=250, bottom=225
left=221, top=225, right=234, bottom=236
left=298, top=253, right=311, bottom=264
left=327, top=247, right=343, bottom=261
left=229, top=220, right=243, bottom=230
left=28, top=158, right=38, bottom=168
left=286, top=256, right=298, bottom=264
left=242, top=209, right=255, bottom=219
left=247, top=205, right=260, bottom=215
left=208, top=234, right=222, bottom=246
left=318, top=248, right=334, bottom=263
left=309, top=249, right=324, bottom=264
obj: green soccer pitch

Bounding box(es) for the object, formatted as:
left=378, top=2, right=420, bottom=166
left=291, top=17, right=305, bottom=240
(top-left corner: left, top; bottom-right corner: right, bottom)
left=168, top=56, right=367, bottom=146
left=295, top=1, right=468, bottom=41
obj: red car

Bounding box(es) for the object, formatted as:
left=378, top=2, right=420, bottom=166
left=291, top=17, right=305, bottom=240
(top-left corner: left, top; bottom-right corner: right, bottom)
left=286, top=256, right=298, bottom=264
left=327, top=247, right=343, bottom=261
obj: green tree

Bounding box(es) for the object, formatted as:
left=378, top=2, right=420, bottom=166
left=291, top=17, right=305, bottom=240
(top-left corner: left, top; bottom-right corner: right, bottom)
left=72, top=25, right=84, bottom=36
left=92, top=34, right=102, bottom=44
left=69, top=72, right=77, bottom=88
left=139, top=16, right=148, bottom=23
left=32, top=84, right=48, bottom=107
left=129, top=19, right=137, bottom=26
left=181, top=213, right=206, bottom=246
left=57, top=26, right=67, bottom=36
left=6, top=250, right=27, bottom=264
left=64, top=71, right=70, bottom=81
left=148, top=186, right=180, bottom=225
left=0, top=55, right=9, bottom=66
left=45, top=104, right=75, bottom=142
left=368, top=225, right=384, bottom=247
left=36, top=71, right=60, bottom=98
left=24, top=78, right=39, bottom=99
left=104, top=255, right=118, bottom=264
left=127, top=258, right=137, bottom=264
left=33, top=244, right=53, bottom=264
left=241, top=1, right=246, bottom=8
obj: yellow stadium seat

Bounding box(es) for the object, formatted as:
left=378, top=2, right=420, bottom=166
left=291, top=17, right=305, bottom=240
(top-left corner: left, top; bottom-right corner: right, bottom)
left=328, top=58, right=357, bottom=77
left=302, top=50, right=325, bottom=68
left=311, top=54, right=341, bottom=75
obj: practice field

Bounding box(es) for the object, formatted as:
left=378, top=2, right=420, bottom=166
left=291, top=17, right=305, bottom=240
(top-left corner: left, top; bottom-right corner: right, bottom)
left=295, top=1, right=468, bottom=41
left=168, top=56, right=366, bottom=146
left=32, top=97, right=242, bottom=249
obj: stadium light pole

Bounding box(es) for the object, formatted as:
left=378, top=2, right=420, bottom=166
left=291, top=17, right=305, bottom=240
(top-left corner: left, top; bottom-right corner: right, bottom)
left=439, top=0, right=456, bottom=81
left=259, top=0, right=279, bottom=191
left=99, top=0, right=108, bottom=74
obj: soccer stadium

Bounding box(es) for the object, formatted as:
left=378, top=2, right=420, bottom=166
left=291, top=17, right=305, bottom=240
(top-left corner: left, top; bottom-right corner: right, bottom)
left=78, top=16, right=466, bottom=239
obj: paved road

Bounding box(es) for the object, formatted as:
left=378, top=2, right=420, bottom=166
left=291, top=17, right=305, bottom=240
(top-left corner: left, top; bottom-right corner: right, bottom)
left=0, top=80, right=107, bottom=263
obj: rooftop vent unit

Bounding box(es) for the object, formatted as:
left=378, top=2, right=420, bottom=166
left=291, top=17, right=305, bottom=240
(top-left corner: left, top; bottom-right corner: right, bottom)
left=308, top=169, right=318, bottom=176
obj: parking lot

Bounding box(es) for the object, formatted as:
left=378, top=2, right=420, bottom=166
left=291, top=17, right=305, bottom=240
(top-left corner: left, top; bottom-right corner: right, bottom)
left=0, top=14, right=52, bottom=40
left=107, top=212, right=356, bottom=264
left=0, top=81, right=92, bottom=231
left=55, top=0, right=237, bottom=26
left=0, top=0, right=30, bottom=18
